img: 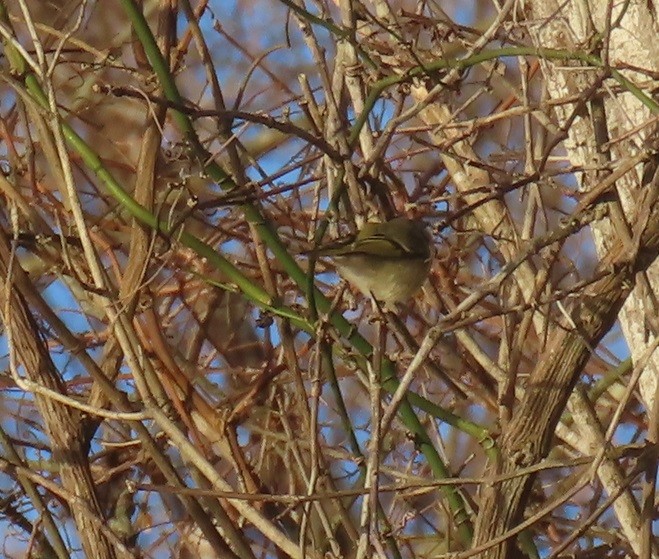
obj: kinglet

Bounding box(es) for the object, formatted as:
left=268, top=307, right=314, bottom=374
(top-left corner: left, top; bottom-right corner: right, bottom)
left=315, top=217, right=432, bottom=306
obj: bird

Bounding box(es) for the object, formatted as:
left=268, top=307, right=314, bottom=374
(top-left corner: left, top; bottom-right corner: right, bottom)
left=314, top=217, right=432, bottom=307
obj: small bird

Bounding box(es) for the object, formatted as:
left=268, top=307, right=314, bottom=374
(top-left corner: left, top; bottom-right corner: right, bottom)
left=315, top=217, right=432, bottom=307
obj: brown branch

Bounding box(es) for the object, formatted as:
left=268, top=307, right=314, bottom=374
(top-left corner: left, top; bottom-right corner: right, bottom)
left=472, top=191, right=659, bottom=557
left=0, top=227, right=123, bottom=559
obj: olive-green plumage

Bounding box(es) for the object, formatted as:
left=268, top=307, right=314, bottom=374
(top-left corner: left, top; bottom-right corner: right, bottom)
left=316, top=217, right=431, bottom=306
